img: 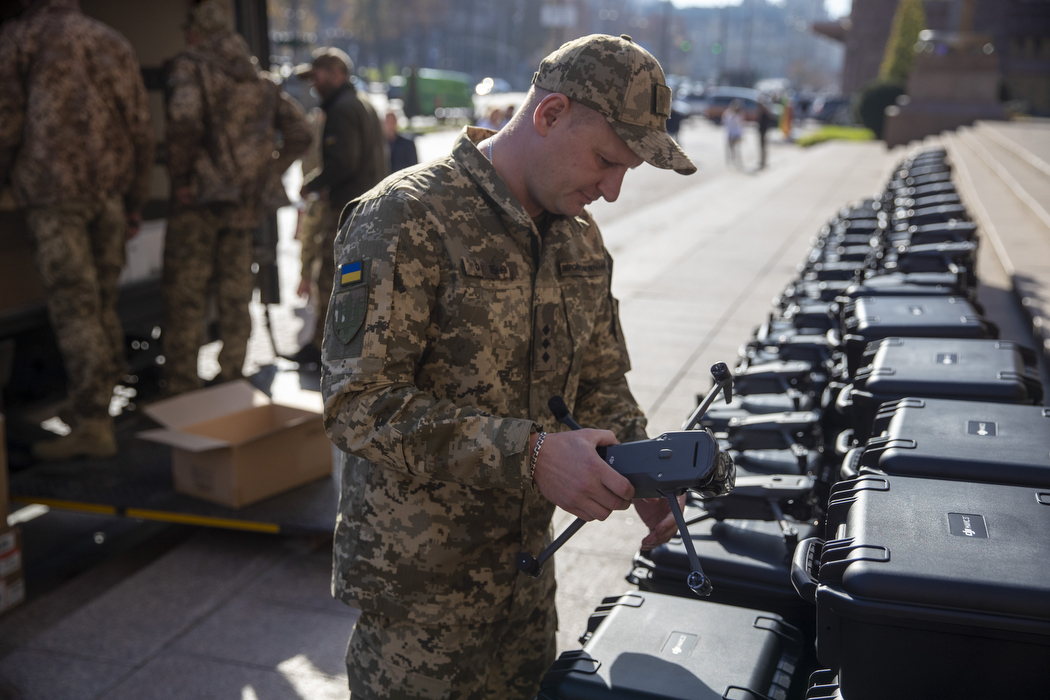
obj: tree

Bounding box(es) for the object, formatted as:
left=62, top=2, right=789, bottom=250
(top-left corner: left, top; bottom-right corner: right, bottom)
left=879, top=0, right=926, bottom=85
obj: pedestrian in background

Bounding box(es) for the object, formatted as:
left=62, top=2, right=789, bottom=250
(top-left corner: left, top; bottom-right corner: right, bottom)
left=666, top=105, right=685, bottom=140
left=476, top=105, right=505, bottom=131
left=724, top=99, right=743, bottom=168
left=294, top=47, right=387, bottom=368
left=780, top=93, right=795, bottom=141
left=384, top=112, right=418, bottom=173
left=0, top=0, right=154, bottom=460
left=757, top=102, right=774, bottom=169
left=162, top=0, right=311, bottom=395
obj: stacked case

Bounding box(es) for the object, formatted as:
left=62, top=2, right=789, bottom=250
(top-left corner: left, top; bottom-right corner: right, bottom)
left=542, top=147, right=1049, bottom=700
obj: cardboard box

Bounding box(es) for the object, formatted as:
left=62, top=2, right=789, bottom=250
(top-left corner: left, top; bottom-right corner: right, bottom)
left=0, top=525, right=25, bottom=616
left=138, top=381, right=332, bottom=508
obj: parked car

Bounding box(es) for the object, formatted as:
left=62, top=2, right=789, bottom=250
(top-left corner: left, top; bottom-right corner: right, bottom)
left=699, top=87, right=772, bottom=124
left=808, top=95, right=854, bottom=125
left=674, top=87, right=707, bottom=117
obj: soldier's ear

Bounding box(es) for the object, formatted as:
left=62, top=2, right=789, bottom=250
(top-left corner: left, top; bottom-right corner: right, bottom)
left=533, top=93, right=570, bottom=138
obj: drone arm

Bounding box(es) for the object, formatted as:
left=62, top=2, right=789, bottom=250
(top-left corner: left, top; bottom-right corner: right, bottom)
left=665, top=492, right=713, bottom=596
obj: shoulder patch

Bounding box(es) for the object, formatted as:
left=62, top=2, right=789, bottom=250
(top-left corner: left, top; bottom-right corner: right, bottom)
left=333, top=259, right=370, bottom=345
left=340, top=260, right=365, bottom=287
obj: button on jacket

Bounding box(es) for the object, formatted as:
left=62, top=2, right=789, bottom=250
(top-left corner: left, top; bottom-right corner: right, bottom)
left=322, top=127, right=647, bottom=624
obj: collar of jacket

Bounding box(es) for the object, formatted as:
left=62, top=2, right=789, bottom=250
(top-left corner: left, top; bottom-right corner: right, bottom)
left=455, top=126, right=587, bottom=262
left=321, top=83, right=355, bottom=112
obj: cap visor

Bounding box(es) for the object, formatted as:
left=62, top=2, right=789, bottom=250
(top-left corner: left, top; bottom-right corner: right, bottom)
left=608, top=118, right=696, bottom=175
left=292, top=63, right=315, bottom=79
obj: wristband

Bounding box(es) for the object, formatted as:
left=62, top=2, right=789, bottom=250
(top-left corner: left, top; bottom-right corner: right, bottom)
left=529, top=431, right=546, bottom=484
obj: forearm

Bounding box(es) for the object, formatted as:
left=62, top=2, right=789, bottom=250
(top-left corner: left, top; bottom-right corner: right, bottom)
left=164, top=124, right=203, bottom=189
left=324, top=381, right=534, bottom=490
left=126, top=132, right=154, bottom=215
left=275, top=98, right=312, bottom=176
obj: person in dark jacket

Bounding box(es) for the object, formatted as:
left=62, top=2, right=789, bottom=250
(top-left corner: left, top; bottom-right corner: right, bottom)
left=295, top=47, right=387, bottom=366
left=384, top=112, right=418, bottom=173
left=757, top=103, right=775, bottom=170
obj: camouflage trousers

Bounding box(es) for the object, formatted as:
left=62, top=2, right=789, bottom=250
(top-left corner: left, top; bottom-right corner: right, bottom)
left=162, top=205, right=254, bottom=395
left=345, top=568, right=558, bottom=700
left=310, top=205, right=341, bottom=349
left=25, top=197, right=127, bottom=419
left=299, top=198, right=328, bottom=289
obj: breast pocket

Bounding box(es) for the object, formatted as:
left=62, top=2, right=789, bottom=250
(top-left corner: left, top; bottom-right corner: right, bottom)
left=454, top=280, right=531, bottom=366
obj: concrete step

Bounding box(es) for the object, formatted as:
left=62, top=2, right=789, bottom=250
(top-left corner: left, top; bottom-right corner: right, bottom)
left=978, top=120, right=1050, bottom=179
left=966, top=122, right=1050, bottom=232
left=944, top=126, right=1050, bottom=368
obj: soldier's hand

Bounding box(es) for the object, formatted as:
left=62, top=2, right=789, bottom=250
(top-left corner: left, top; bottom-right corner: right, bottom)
left=174, top=186, right=194, bottom=206
left=297, top=276, right=312, bottom=299
left=126, top=212, right=142, bottom=240
left=532, top=429, right=634, bottom=522
left=634, top=494, right=686, bottom=551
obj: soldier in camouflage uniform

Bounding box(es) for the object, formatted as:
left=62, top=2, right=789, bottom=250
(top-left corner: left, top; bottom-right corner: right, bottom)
left=321, top=35, right=696, bottom=699
left=295, top=107, right=329, bottom=318
left=162, top=1, right=310, bottom=395
left=0, top=0, right=154, bottom=460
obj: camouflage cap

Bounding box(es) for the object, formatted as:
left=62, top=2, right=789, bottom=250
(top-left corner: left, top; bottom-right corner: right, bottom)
left=186, top=1, right=233, bottom=37
left=293, top=46, right=353, bottom=79
left=533, top=34, right=695, bottom=175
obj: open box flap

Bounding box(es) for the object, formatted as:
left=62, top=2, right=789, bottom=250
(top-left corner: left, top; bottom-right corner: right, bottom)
left=137, top=427, right=231, bottom=452
left=143, top=380, right=270, bottom=430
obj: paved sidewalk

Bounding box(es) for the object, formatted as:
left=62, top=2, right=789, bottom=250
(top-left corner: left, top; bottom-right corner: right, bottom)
left=1, top=129, right=908, bottom=699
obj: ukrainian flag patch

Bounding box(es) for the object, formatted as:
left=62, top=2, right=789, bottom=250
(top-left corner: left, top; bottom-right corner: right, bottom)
left=340, top=260, right=363, bottom=286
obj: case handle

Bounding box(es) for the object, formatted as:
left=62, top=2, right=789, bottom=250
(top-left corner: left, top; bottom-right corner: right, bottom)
left=753, top=615, right=804, bottom=647
left=790, top=537, right=823, bottom=604
left=723, top=686, right=777, bottom=700
left=539, top=650, right=601, bottom=685
left=818, top=543, right=891, bottom=580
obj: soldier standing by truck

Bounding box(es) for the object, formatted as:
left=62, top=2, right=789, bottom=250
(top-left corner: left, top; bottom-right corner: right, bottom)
left=0, top=0, right=154, bottom=460
left=161, top=1, right=311, bottom=396
left=293, top=47, right=387, bottom=368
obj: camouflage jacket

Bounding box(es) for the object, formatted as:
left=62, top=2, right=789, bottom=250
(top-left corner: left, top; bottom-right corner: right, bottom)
left=321, top=127, right=647, bottom=624
left=0, top=0, right=154, bottom=213
left=165, top=33, right=311, bottom=229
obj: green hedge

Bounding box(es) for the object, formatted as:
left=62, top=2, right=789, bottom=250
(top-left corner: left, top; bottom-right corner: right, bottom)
left=856, top=82, right=906, bottom=139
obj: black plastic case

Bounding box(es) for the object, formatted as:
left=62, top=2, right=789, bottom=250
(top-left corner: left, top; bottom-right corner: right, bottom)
left=839, top=296, right=998, bottom=370
left=732, top=360, right=824, bottom=396
left=841, top=271, right=967, bottom=299
left=731, top=447, right=822, bottom=477
left=840, top=337, right=1043, bottom=439
left=702, top=393, right=816, bottom=433
left=722, top=411, right=823, bottom=451
left=892, top=220, right=977, bottom=245
left=631, top=514, right=819, bottom=627
left=859, top=398, right=1050, bottom=487
left=538, top=592, right=803, bottom=700
left=791, top=475, right=1050, bottom=700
